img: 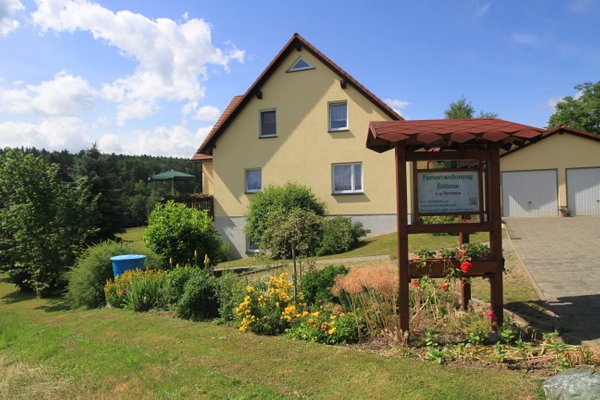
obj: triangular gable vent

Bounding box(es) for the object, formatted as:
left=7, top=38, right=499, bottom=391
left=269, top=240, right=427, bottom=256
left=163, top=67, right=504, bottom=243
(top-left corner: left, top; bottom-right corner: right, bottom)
left=287, top=57, right=315, bottom=72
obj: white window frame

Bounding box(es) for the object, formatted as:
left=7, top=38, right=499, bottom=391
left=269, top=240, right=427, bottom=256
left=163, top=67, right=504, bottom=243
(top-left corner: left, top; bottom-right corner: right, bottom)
left=259, top=109, right=277, bottom=138
left=287, top=57, right=315, bottom=72
left=245, top=168, right=262, bottom=193
left=328, top=101, right=348, bottom=131
left=246, top=236, right=260, bottom=253
left=332, top=162, right=363, bottom=194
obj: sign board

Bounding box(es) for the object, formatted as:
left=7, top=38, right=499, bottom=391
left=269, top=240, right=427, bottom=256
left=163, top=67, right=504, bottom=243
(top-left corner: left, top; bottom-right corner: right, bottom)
left=417, top=170, right=480, bottom=214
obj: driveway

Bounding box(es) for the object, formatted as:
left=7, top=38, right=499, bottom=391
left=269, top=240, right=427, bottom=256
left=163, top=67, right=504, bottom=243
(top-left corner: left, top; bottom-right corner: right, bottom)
left=504, top=216, right=600, bottom=346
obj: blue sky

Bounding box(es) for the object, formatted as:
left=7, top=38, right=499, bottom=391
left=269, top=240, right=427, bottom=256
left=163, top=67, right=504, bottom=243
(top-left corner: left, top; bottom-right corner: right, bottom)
left=1, top=0, right=599, bottom=157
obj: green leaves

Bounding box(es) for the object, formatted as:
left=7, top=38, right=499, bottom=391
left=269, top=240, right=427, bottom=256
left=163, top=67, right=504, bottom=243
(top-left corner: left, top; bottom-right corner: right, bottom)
left=144, top=201, right=226, bottom=268
left=548, top=81, right=600, bottom=133
left=0, top=149, right=97, bottom=296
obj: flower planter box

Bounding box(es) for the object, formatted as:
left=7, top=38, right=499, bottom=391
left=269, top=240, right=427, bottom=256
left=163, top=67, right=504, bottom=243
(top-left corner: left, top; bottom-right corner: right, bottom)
left=408, top=258, right=499, bottom=278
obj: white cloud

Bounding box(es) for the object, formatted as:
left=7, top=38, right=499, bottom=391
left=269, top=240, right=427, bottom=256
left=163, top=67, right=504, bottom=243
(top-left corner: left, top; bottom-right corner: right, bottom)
left=0, top=116, right=91, bottom=151
left=511, top=33, right=538, bottom=45
left=194, top=105, right=220, bottom=121
left=32, top=0, right=244, bottom=124
left=471, top=0, right=491, bottom=18
left=98, top=125, right=213, bottom=157
left=0, top=71, right=95, bottom=115
left=568, top=0, right=593, bottom=14
left=545, top=96, right=562, bottom=111
left=0, top=0, right=24, bottom=37
left=385, top=98, right=410, bottom=118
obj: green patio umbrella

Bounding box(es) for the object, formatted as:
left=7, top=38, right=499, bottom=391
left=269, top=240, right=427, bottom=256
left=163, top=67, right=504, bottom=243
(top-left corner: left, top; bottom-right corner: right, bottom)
left=149, top=169, right=196, bottom=195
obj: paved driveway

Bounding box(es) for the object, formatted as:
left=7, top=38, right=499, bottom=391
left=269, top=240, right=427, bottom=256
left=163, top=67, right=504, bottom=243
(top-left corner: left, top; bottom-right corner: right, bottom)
left=504, top=216, right=600, bottom=345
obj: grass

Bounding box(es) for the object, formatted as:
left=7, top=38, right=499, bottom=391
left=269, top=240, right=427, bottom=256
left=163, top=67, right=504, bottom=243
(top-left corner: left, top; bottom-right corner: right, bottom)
left=0, top=279, right=542, bottom=399
left=117, top=226, right=146, bottom=248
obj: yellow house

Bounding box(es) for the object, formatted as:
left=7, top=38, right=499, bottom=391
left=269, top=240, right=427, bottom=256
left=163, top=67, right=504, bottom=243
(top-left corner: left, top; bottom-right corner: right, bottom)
left=193, top=33, right=408, bottom=257
left=500, top=126, right=600, bottom=216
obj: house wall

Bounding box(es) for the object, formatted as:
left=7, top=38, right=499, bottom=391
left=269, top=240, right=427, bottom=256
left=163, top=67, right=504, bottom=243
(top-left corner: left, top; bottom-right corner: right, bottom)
left=201, top=161, right=214, bottom=195
left=209, top=49, right=411, bottom=257
left=500, top=133, right=600, bottom=207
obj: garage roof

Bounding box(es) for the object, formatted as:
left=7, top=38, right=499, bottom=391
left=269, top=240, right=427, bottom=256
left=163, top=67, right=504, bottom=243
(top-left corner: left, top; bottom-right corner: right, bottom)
left=500, top=125, right=600, bottom=157
left=366, top=118, right=545, bottom=153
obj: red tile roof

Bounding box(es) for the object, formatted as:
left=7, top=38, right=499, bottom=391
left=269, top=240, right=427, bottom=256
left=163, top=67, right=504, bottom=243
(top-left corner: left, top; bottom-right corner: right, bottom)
left=191, top=153, right=213, bottom=161
left=192, top=33, right=402, bottom=158
left=367, top=118, right=545, bottom=153
left=500, top=125, right=600, bottom=157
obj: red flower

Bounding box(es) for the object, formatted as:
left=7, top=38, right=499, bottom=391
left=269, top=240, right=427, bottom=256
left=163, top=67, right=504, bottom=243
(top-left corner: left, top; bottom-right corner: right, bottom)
left=486, top=310, right=496, bottom=319
left=411, top=279, right=419, bottom=287
left=440, top=282, right=449, bottom=291
left=460, top=261, right=472, bottom=273
left=321, top=322, right=328, bottom=330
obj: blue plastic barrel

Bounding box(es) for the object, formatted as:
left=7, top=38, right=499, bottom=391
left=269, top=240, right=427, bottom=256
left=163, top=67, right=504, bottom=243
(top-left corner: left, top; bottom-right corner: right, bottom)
left=110, top=254, right=146, bottom=277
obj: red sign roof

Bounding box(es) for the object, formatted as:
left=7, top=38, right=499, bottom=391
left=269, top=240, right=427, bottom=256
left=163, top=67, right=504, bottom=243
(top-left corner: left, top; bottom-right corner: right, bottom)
left=367, top=118, right=545, bottom=152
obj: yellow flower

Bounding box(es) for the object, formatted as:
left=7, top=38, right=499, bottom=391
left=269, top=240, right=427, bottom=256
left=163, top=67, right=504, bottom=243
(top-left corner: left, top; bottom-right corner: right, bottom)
left=331, top=315, right=336, bottom=320
left=246, top=285, right=254, bottom=293
left=328, top=327, right=337, bottom=335
left=311, top=311, right=320, bottom=317
left=301, top=311, right=309, bottom=317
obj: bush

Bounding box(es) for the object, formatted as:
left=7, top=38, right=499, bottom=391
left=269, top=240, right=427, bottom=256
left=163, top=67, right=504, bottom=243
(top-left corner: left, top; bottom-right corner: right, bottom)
left=300, top=265, right=349, bottom=305
left=176, top=270, right=219, bottom=321
left=123, top=270, right=167, bottom=312
left=66, top=240, right=160, bottom=309
left=245, top=183, right=326, bottom=256
left=287, top=309, right=358, bottom=345
left=316, top=217, right=370, bottom=256
left=420, top=216, right=458, bottom=236
left=104, top=269, right=140, bottom=308
left=236, top=273, right=296, bottom=335
left=144, top=201, right=227, bottom=268
left=216, top=273, right=246, bottom=322
left=162, top=266, right=195, bottom=308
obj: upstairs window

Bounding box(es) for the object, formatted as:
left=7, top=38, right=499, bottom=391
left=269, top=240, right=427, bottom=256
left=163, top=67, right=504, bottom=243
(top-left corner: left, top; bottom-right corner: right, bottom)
left=260, top=110, right=277, bottom=137
left=245, top=169, right=262, bottom=193
left=287, top=57, right=315, bottom=72
left=332, top=163, right=362, bottom=194
left=329, top=102, right=348, bottom=131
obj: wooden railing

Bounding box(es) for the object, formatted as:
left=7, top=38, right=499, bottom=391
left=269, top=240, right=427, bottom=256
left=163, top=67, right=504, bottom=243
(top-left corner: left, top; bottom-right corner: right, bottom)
left=160, top=194, right=214, bottom=219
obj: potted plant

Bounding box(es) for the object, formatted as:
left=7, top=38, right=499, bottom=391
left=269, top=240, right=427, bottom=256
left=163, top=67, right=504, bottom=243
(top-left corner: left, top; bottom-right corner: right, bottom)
left=559, top=206, right=571, bottom=217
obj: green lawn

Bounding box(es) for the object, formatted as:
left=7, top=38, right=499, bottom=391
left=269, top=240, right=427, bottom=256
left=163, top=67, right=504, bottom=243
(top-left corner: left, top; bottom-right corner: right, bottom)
left=117, top=226, right=146, bottom=248
left=0, top=280, right=541, bottom=399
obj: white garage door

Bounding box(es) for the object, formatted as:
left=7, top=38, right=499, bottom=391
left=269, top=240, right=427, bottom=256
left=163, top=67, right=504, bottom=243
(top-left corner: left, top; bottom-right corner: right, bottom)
left=567, top=167, right=600, bottom=215
left=502, top=170, right=558, bottom=216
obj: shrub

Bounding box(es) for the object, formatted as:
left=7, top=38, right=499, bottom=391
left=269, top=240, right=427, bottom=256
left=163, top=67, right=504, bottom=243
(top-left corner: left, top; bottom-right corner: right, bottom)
left=420, top=216, right=458, bottom=236
left=123, top=269, right=168, bottom=312
left=144, top=201, right=227, bottom=268
left=287, top=309, right=358, bottom=345
left=216, top=273, right=246, bottom=322
left=66, top=240, right=160, bottom=309
left=236, top=273, right=296, bottom=335
left=300, top=265, right=349, bottom=305
left=245, top=183, right=326, bottom=256
left=162, top=266, right=195, bottom=308
left=176, top=270, right=219, bottom=321
left=316, top=217, right=370, bottom=256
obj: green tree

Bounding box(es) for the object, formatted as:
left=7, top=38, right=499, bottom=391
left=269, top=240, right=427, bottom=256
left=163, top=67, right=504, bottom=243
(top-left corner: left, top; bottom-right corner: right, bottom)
left=71, top=145, right=126, bottom=241
left=548, top=81, right=600, bottom=133
left=0, top=149, right=97, bottom=296
left=245, top=183, right=326, bottom=255
left=261, top=207, right=324, bottom=295
left=445, top=97, right=498, bottom=119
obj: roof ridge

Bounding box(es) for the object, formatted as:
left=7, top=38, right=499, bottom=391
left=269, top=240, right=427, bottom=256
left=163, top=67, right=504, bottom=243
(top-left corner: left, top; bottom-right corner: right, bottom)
left=194, top=33, right=402, bottom=157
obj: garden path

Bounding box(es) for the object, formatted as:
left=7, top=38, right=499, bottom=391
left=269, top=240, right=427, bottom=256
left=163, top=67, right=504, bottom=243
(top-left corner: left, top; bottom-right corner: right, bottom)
left=504, top=216, right=600, bottom=347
